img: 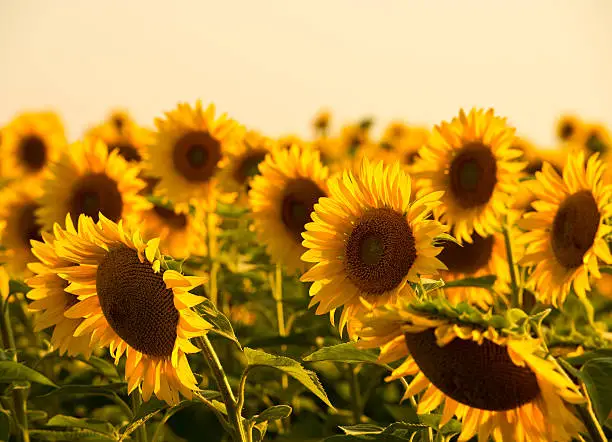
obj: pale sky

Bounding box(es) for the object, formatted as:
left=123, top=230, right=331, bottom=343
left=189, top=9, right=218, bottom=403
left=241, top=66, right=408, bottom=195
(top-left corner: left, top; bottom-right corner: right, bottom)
left=1, top=1, right=611, bottom=146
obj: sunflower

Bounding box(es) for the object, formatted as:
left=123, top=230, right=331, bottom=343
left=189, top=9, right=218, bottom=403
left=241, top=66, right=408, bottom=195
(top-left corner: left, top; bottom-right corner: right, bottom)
left=218, top=130, right=274, bottom=197
left=517, top=151, right=612, bottom=306
left=312, top=109, right=332, bottom=135
left=300, top=159, right=447, bottom=334
left=140, top=203, right=207, bottom=259
left=582, top=123, right=611, bottom=157
left=356, top=301, right=585, bottom=442
left=436, top=231, right=510, bottom=310
left=50, top=214, right=211, bottom=404
left=249, top=145, right=329, bottom=274
left=0, top=183, right=44, bottom=276
left=36, top=138, right=150, bottom=232
left=415, top=108, right=524, bottom=242
left=105, top=109, right=133, bottom=135
left=26, top=216, right=93, bottom=357
left=147, top=100, right=242, bottom=213
left=556, top=114, right=584, bottom=144
left=87, top=118, right=154, bottom=163
left=0, top=111, right=66, bottom=181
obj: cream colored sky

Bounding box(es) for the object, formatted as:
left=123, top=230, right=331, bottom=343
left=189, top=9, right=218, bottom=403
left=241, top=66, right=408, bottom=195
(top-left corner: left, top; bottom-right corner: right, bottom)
left=1, top=1, right=611, bottom=146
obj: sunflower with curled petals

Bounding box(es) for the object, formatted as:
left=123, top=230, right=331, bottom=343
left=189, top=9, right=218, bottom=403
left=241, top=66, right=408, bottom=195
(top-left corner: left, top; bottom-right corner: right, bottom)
left=147, top=100, right=242, bottom=213
left=0, top=111, right=66, bottom=182
left=356, top=301, right=585, bottom=442
left=249, top=145, right=329, bottom=274
left=415, top=108, right=524, bottom=243
left=300, top=159, right=447, bottom=335
left=517, top=151, right=612, bottom=307
left=26, top=217, right=92, bottom=357
left=0, top=183, right=44, bottom=276
left=36, top=138, right=151, bottom=232
left=48, top=214, right=211, bottom=405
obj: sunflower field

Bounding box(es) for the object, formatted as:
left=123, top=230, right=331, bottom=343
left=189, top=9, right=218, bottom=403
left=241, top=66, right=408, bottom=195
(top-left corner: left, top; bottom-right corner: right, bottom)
left=0, top=103, right=611, bottom=442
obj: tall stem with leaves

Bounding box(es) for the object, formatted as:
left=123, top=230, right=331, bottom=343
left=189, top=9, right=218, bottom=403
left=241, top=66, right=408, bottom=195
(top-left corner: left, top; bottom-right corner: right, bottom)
left=0, top=297, right=30, bottom=442
left=272, top=263, right=288, bottom=390
left=502, top=224, right=521, bottom=308
left=207, top=211, right=220, bottom=308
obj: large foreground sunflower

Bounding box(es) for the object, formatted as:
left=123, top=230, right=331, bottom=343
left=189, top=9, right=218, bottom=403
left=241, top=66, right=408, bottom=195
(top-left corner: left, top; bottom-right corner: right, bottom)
left=249, top=145, right=329, bottom=274
left=300, top=159, right=447, bottom=334
left=0, top=111, right=66, bottom=181
left=0, top=183, right=44, bottom=276
left=26, top=217, right=92, bottom=357
left=147, top=101, right=242, bottom=213
left=140, top=203, right=207, bottom=259
left=50, top=214, right=211, bottom=404
left=517, top=151, right=612, bottom=306
left=415, top=108, right=524, bottom=242
left=36, top=138, right=151, bottom=232
left=357, top=300, right=585, bottom=442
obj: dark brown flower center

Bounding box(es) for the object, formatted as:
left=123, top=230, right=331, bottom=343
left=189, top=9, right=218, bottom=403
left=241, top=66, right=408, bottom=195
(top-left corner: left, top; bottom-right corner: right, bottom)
left=153, top=206, right=188, bottom=230
left=69, top=173, right=123, bottom=223
left=345, top=208, right=416, bottom=294
left=404, top=329, right=540, bottom=411
left=112, top=115, right=126, bottom=133
left=449, top=143, right=497, bottom=209
left=281, top=179, right=326, bottom=243
left=172, top=131, right=221, bottom=182
left=405, top=151, right=419, bottom=165
left=438, top=233, right=494, bottom=274
left=233, top=150, right=267, bottom=185
left=559, top=122, right=574, bottom=141
left=17, top=203, right=43, bottom=247
left=96, top=246, right=179, bottom=357
left=109, top=142, right=142, bottom=162
left=18, top=135, right=47, bottom=172
left=551, top=190, right=600, bottom=269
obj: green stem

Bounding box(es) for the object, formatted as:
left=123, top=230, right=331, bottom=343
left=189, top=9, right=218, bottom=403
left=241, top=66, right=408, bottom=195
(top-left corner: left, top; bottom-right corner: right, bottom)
left=0, top=299, right=30, bottom=442
left=192, top=392, right=233, bottom=435
left=577, top=383, right=607, bottom=442
left=207, top=212, right=219, bottom=308
left=272, top=264, right=288, bottom=390
left=131, top=391, right=147, bottom=442
left=347, top=365, right=361, bottom=424
left=197, top=336, right=247, bottom=442
left=502, top=225, right=520, bottom=308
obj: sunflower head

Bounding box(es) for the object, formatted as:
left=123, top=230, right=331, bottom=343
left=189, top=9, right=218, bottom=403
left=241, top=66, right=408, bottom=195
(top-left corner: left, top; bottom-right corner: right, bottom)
left=87, top=118, right=154, bottom=163
left=0, top=183, right=45, bottom=276
left=47, top=213, right=211, bottom=404
left=249, top=145, right=329, bottom=274
left=36, top=138, right=151, bottom=232
left=556, top=114, right=583, bottom=144
left=0, top=111, right=66, bottom=181
left=300, top=159, right=448, bottom=334
left=415, top=108, right=524, bottom=242
left=312, top=109, right=332, bottom=134
left=147, top=100, right=243, bottom=212
left=518, top=151, right=612, bottom=306
left=582, top=123, right=611, bottom=157
left=356, top=298, right=585, bottom=442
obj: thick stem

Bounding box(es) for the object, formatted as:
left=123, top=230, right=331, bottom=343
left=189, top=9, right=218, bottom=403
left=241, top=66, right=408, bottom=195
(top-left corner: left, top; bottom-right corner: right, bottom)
left=0, top=299, right=30, bottom=442
left=197, top=336, right=247, bottom=442
left=347, top=365, right=361, bottom=424
left=131, top=391, right=147, bottom=442
left=502, top=225, right=520, bottom=308
left=207, top=212, right=219, bottom=307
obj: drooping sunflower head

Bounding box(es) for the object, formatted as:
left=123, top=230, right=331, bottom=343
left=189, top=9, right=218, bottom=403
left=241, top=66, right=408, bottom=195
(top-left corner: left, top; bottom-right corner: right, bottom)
left=0, top=111, right=66, bottom=181
left=0, top=183, right=44, bottom=276
left=415, top=108, right=524, bottom=242
left=50, top=214, right=211, bottom=405
left=300, top=159, right=448, bottom=334
left=356, top=299, right=585, bottom=442
left=26, top=217, right=92, bottom=357
left=218, top=130, right=275, bottom=196
left=556, top=114, right=583, bottom=144
left=518, top=151, right=612, bottom=306
left=249, top=145, right=329, bottom=274
left=147, top=100, right=242, bottom=213
left=140, top=202, right=207, bottom=259
left=36, top=138, right=151, bottom=232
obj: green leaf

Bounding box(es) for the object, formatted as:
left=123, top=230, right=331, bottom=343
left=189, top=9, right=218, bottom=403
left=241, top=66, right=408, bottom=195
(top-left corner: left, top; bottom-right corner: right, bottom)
left=444, top=275, right=496, bottom=289
left=0, top=361, right=57, bottom=387
left=340, top=424, right=385, bottom=435
left=9, top=279, right=31, bottom=295
left=420, top=278, right=445, bottom=293
left=30, top=429, right=116, bottom=441
left=194, top=298, right=241, bottom=348
left=37, top=383, right=126, bottom=399
left=324, top=435, right=408, bottom=441
left=244, top=347, right=333, bottom=408
left=418, top=414, right=462, bottom=435
left=46, top=415, right=115, bottom=435
left=303, top=342, right=379, bottom=364
left=0, top=409, right=10, bottom=442
left=433, top=233, right=462, bottom=246
left=581, top=358, right=612, bottom=423
left=119, top=397, right=167, bottom=441
left=242, top=332, right=315, bottom=348
left=75, top=355, right=120, bottom=379
left=253, top=405, right=292, bottom=423
left=600, top=266, right=612, bottom=275
left=565, top=349, right=612, bottom=366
